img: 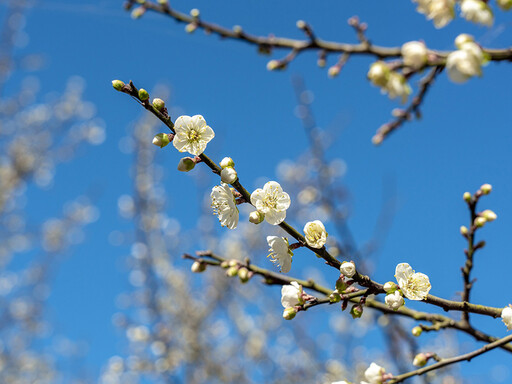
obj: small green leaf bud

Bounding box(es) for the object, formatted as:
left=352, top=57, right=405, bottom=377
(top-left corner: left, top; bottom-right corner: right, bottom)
left=152, top=98, right=165, bottom=111
left=226, top=266, right=239, bottom=277
left=329, top=290, right=341, bottom=303
left=220, top=157, right=235, bottom=169
left=221, top=167, right=237, bottom=184
left=283, top=307, right=297, bottom=320
left=335, top=277, right=348, bottom=293
left=191, top=261, right=206, bottom=273
left=177, top=157, right=196, bottom=172
left=413, top=353, right=428, bottom=367
left=249, top=211, right=265, bottom=224
left=238, top=267, right=250, bottom=283
left=463, top=192, right=472, bottom=202
left=112, top=80, right=125, bottom=91
left=412, top=326, right=422, bottom=337
left=474, top=216, right=487, bottom=228
left=481, top=209, right=497, bottom=222
left=152, top=133, right=170, bottom=148
left=460, top=225, right=469, bottom=236
left=480, top=183, right=492, bottom=195
left=350, top=304, right=363, bottom=319
left=138, top=88, right=149, bottom=101
left=383, top=281, right=397, bottom=293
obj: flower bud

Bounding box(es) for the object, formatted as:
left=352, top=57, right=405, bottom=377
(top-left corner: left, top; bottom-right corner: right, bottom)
left=112, top=80, right=125, bottom=91
left=138, top=88, right=149, bottom=101
left=317, top=58, right=326, bottom=67
left=283, top=307, right=297, bottom=320
left=267, top=60, right=283, bottom=71
left=385, top=291, right=404, bottom=311
left=474, top=216, right=487, bottom=227
left=152, top=133, right=170, bottom=148
left=228, top=260, right=238, bottom=267
left=460, top=225, right=469, bottom=236
left=221, top=167, right=237, bottom=184
left=328, top=66, right=340, bottom=78
left=383, top=281, right=397, bottom=293
left=232, top=25, right=243, bottom=34
left=220, top=260, right=230, bottom=268
left=191, top=261, right=206, bottom=273
left=455, top=33, right=475, bottom=49
left=226, top=266, right=239, bottom=277
left=177, top=157, right=196, bottom=172
left=350, top=304, right=363, bottom=319
left=296, top=20, right=306, bottom=29
left=413, top=353, right=428, bottom=367
left=480, top=209, right=497, bottom=222
left=463, top=192, right=472, bottom=202
left=329, top=290, right=341, bottom=303
left=401, top=41, right=428, bottom=70
left=368, top=61, right=390, bottom=87
left=152, top=98, right=165, bottom=111
left=249, top=211, right=265, bottom=224
left=480, top=183, right=492, bottom=195
left=220, top=157, right=235, bottom=169
left=157, top=0, right=168, bottom=4
left=190, top=8, right=200, bottom=17
left=339, top=261, right=356, bottom=278
left=238, top=267, right=250, bottom=283
left=497, top=0, right=512, bottom=10
left=185, top=23, right=197, bottom=33
left=131, top=7, right=145, bottom=19
left=412, top=326, right=422, bottom=337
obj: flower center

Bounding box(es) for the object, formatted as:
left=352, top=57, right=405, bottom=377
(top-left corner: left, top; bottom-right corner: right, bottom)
left=187, top=129, right=200, bottom=142
left=263, top=186, right=279, bottom=209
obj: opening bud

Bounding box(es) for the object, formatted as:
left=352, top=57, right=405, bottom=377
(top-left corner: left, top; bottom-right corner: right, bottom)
left=350, top=304, right=363, bottom=319
left=455, top=34, right=475, bottom=49
left=220, top=157, right=235, bottom=169
left=480, top=183, right=492, bottom=195
left=339, top=261, right=356, bottom=278
left=249, top=211, right=265, bottom=224
left=152, top=98, right=165, bottom=111
left=191, top=261, right=206, bottom=273
left=138, top=88, right=149, bottom=101
left=112, top=80, right=125, bottom=91
left=152, top=133, right=170, bottom=148
left=283, top=307, right=297, bottom=320
left=221, top=167, right=238, bottom=184
left=481, top=209, right=497, bottom=222
left=412, top=326, right=422, bottom=337
left=383, top=281, right=397, bottom=293
left=238, top=267, right=251, bottom=283
left=177, top=157, right=196, bottom=172
left=368, top=61, right=390, bottom=87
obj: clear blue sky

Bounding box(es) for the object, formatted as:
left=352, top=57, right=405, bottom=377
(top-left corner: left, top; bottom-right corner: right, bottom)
left=10, top=0, right=512, bottom=381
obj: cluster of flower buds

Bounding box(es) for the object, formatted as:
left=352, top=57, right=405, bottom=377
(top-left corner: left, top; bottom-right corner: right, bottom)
left=446, top=34, right=486, bottom=84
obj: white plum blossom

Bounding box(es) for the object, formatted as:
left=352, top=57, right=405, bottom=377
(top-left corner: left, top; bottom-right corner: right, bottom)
left=210, top=183, right=239, bottom=229
left=385, top=291, right=405, bottom=311
left=250, top=181, right=291, bottom=225
left=364, top=362, right=386, bottom=384
left=414, top=0, right=455, bottom=28
left=446, top=41, right=484, bottom=83
left=395, top=263, right=431, bottom=300
left=281, top=281, right=303, bottom=308
left=172, top=114, right=215, bottom=156
left=383, top=72, right=411, bottom=103
left=460, top=0, right=493, bottom=26
left=220, top=167, right=237, bottom=184
left=340, top=261, right=356, bottom=278
left=267, top=236, right=293, bottom=273
left=502, top=305, right=512, bottom=330
left=303, top=220, right=328, bottom=248
left=368, top=61, right=390, bottom=87
left=401, top=41, right=428, bottom=69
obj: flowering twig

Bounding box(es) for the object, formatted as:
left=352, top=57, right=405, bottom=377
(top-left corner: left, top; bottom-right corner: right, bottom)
left=372, top=66, right=443, bottom=144
left=388, top=333, right=512, bottom=383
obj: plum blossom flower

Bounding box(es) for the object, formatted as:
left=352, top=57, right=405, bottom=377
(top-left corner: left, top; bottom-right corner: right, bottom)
left=446, top=36, right=484, bottom=83
left=395, top=263, right=431, bottom=300
left=281, top=281, right=303, bottom=308
left=340, top=261, right=356, bottom=278
left=401, top=41, right=428, bottom=69
left=385, top=291, right=405, bottom=311
left=502, top=305, right=512, bottom=330
left=210, top=183, right=239, bottom=229
left=303, top=220, right=328, bottom=248
left=414, top=0, right=455, bottom=28
left=460, top=0, right=493, bottom=26
left=172, top=115, right=215, bottom=156
left=267, top=236, right=293, bottom=273
left=364, top=362, right=386, bottom=384
left=250, top=181, right=291, bottom=225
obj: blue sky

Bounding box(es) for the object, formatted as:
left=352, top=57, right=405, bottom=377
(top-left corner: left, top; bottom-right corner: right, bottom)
left=9, top=0, right=512, bottom=381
